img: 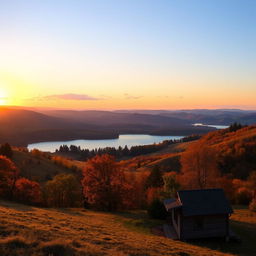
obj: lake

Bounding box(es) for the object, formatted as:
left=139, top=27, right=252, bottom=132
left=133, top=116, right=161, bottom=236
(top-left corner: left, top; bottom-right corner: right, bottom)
left=28, top=134, right=185, bottom=153
left=193, top=123, right=229, bottom=129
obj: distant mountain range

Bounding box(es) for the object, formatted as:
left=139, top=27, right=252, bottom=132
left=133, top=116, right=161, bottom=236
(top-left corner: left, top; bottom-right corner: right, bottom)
left=0, top=107, right=255, bottom=146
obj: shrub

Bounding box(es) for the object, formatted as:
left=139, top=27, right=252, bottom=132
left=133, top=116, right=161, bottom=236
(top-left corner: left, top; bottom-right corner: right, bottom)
left=147, top=199, right=167, bottom=220
left=14, top=178, right=42, bottom=205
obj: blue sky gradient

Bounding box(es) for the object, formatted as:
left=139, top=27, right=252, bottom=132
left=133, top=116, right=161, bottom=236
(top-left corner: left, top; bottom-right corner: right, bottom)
left=0, top=0, right=255, bottom=109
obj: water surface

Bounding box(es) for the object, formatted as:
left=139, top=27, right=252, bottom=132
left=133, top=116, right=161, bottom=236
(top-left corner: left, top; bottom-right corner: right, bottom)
left=193, top=123, right=229, bottom=129
left=28, top=134, right=184, bottom=153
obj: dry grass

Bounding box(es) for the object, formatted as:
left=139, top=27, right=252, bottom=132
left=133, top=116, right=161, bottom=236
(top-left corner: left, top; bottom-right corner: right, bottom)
left=0, top=200, right=234, bottom=256
left=231, top=206, right=256, bottom=224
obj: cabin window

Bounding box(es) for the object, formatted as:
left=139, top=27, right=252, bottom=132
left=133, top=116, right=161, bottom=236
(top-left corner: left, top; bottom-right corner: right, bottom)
left=194, top=216, right=204, bottom=230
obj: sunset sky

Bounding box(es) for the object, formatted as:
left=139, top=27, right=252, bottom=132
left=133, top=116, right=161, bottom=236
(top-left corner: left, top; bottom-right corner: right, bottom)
left=0, top=0, right=255, bottom=110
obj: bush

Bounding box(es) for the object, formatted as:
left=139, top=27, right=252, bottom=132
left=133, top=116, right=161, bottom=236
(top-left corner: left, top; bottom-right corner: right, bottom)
left=14, top=178, right=42, bottom=205
left=147, top=199, right=167, bottom=220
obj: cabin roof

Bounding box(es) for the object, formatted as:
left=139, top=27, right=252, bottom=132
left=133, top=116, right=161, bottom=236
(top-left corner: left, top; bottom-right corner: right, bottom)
left=164, top=188, right=233, bottom=217
left=163, top=198, right=182, bottom=211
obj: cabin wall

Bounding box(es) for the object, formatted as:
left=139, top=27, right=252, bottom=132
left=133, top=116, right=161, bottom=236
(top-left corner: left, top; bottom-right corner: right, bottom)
left=171, top=209, right=181, bottom=239
left=181, top=214, right=228, bottom=240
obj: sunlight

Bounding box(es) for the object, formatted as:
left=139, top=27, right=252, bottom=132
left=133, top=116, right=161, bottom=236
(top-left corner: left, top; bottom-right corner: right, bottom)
left=0, top=89, right=8, bottom=105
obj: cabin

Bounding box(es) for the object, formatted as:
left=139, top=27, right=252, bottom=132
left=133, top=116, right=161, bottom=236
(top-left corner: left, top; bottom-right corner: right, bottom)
left=163, top=189, right=233, bottom=240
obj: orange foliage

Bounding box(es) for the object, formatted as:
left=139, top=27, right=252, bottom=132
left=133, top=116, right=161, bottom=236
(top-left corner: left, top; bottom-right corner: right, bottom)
left=82, top=154, right=131, bottom=211
left=14, top=178, right=41, bottom=204
left=124, top=171, right=149, bottom=209
left=0, top=155, right=19, bottom=199
left=146, top=187, right=162, bottom=205
left=218, top=176, right=236, bottom=203
left=180, top=141, right=220, bottom=189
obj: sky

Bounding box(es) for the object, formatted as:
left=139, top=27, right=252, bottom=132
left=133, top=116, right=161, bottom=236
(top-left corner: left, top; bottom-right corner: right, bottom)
left=0, top=0, right=255, bottom=110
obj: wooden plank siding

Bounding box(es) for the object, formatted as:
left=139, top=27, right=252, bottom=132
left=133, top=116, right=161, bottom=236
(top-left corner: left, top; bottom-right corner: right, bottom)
left=181, top=214, right=228, bottom=240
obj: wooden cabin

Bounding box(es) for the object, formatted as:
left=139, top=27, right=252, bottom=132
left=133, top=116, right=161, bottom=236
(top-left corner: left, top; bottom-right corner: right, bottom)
left=163, top=189, right=233, bottom=240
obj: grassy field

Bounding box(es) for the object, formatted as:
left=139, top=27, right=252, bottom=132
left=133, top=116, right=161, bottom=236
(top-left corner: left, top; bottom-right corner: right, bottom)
left=0, top=200, right=237, bottom=256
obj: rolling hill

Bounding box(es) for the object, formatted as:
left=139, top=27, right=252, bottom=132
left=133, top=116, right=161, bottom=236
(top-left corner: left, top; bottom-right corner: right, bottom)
left=1, top=200, right=252, bottom=256
left=116, top=109, right=256, bottom=125
left=11, top=148, right=78, bottom=183
left=118, top=125, right=256, bottom=179
left=0, top=107, right=214, bottom=146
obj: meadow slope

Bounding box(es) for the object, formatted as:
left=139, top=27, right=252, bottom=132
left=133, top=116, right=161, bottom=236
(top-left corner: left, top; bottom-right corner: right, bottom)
left=0, top=200, right=236, bottom=256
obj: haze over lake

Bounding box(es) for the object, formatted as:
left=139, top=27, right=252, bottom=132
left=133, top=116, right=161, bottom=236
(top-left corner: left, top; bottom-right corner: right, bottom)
left=28, top=134, right=184, bottom=153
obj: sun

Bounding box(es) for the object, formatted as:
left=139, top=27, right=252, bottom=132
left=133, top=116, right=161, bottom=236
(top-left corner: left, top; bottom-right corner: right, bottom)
left=0, top=90, right=8, bottom=106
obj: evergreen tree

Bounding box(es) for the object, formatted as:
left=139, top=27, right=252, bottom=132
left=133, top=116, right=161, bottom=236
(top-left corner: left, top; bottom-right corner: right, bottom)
left=145, top=166, right=164, bottom=189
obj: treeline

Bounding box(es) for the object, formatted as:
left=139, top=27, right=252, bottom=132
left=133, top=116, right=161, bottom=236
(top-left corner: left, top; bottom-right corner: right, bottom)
left=55, top=135, right=201, bottom=160
left=1, top=123, right=256, bottom=216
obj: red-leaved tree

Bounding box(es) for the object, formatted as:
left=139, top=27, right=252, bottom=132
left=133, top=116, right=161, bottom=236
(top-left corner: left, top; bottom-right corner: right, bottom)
left=0, top=155, right=19, bottom=199
left=82, top=154, right=129, bottom=211
left=14, top=178, right=41, bottom=205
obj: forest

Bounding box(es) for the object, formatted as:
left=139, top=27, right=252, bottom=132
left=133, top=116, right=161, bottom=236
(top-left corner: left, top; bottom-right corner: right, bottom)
left=55, top=135, right=200, bottom=160
left=0, top=124, right=256, bottom=215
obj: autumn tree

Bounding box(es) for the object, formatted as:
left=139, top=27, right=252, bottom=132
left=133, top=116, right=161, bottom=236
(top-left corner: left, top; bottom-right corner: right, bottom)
left=0, top=156, right=19, bottom=199
left=44, top=173, right=82, bottom=207
left=124, top=171, right=148, bottom=209
left=0, top=143, right=13, bottom=159
left=180, top=142, right=220, bottom=189
left=14, top=178, right=41, bottom=205
left=82, top=154, right=129, bottom=211
left=161, top=172, right=180, bottom=198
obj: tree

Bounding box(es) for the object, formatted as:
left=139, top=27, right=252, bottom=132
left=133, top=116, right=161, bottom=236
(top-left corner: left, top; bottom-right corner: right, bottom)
left=145, top=166, right=164, bottom=189
left=14, top=178, right=41, bottom=205
left=147, top=199, right=167, bottom=219
left=161, top=173, right=180, bottom=198
left=180, top=142, right=220, bottom=189
left=0, top=156, right=19, bottom=199
left=0, top=143, right=13, bottom=159
left=229, top=122, right=243, bottom=132
left=82, top=154, right=128, bottom=211
left=44, top=174, right=82, bottom=207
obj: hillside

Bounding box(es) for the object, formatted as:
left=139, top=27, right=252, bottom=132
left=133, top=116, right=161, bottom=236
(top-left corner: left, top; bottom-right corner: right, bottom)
left=116, top=109, right=256, bottom=125
left=0, top=107, right=214, bottom=146
left=145, top=125, right=256, bottom=182
left=11, top=148, right=78, bottom=183
left=0, top=108, right=118, bottom=146
left=118, top=141, right=195, bottom=173
left=0, top=200, right=247, bottom=256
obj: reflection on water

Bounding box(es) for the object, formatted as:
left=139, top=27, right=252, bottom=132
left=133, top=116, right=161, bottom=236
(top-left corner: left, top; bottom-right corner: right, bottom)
left=28, top=134, right=185, bottom=153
